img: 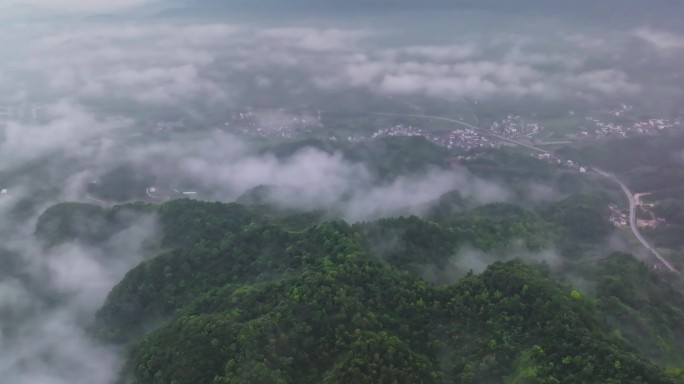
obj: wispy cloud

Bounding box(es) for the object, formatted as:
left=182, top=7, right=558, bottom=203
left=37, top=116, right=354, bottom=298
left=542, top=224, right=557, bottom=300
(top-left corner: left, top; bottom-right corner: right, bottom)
left=633, top=27, right=684, bottom=53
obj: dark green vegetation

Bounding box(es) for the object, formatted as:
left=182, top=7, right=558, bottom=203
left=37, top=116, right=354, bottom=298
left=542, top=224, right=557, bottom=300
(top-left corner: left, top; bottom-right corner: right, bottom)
left=88, top=165, right=157, bottom=202
left=36, top=202, right=155, bottom=247
left=461, top=149, right=603, bottom=199
left=34, top=196, right=684, bottom=384
left=595, top=253, right=684, bottom=367
left=558, top=134, right=684, bottom=192
left=558, top=133, right=684, bottom=266
left=539, top=193, right=613, bottom=258
left=644, top=200, right=684, bottom=254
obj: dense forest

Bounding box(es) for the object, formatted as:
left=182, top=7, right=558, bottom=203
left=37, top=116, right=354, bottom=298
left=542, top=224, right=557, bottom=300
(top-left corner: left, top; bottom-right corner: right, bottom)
left=33, top=196, right=684, bottom=384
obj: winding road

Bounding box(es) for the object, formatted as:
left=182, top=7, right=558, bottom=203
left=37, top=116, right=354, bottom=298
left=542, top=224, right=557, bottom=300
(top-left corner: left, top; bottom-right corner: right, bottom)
left=593, top=168, right=678, bottom=273
left=377, top=112, right=679, bottom=273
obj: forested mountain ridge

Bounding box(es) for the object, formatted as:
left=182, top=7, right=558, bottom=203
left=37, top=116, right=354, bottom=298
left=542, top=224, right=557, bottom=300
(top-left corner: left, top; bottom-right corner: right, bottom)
left=34, top=198, right=684, bottom=384
left=595, top=253, right=684, bottom=367
left=122, top=258, right=675, bottom=384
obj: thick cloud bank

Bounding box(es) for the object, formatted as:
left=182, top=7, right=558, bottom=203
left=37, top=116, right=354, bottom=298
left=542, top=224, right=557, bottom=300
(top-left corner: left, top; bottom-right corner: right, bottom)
left=0, top=201, right=159, bottom=383
left=2, top=13, right=683, bottom=110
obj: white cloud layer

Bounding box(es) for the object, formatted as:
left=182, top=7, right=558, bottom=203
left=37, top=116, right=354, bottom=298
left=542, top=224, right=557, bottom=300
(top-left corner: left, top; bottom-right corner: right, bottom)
left=0, top=19, right=657, bottom=111
left=633, top=28, right=684, bottom=52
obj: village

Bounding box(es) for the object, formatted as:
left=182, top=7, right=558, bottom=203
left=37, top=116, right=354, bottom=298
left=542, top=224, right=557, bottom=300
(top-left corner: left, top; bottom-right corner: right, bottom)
left=608, top=195, right=668, bottom=230
left=146, top=186, right=197, bottom=201
left=576, top=104, right=682, bottom=139
left=137, top=103, right=682, bottom=162
left=531, top=152, right=589, bottom=173
left=608, top=203, right=629, bottom=228
left=486, top=105, right=681, bottom=141
left=224, top=109, right=322, bottom=139
left=490, top=115, right=543, bottom=139
left=366, top=124, right=496, bottom=151
left=579, top=116, right=681, bottom=139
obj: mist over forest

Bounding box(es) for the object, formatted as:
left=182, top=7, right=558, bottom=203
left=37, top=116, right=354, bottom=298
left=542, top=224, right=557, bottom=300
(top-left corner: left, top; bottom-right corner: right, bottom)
left=1, top=1, right=684, bottom=383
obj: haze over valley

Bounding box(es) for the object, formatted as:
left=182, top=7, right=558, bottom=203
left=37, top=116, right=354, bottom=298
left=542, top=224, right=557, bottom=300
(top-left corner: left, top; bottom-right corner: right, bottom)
left=1, top=1, right=684, bottom=383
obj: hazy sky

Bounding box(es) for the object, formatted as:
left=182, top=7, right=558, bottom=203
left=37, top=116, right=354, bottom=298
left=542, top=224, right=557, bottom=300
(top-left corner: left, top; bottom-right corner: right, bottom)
left=1, top=0, right=159, bottom=12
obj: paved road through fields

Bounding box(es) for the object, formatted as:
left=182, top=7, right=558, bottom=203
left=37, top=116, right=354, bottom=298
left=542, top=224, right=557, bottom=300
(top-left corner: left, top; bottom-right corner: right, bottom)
left=594, top=168, right=678, bottom=273
left=377, top=112, right=679, bottom=273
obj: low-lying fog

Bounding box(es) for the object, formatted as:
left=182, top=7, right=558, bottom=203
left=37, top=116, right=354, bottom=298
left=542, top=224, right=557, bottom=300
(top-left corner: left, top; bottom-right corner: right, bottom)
left=0, top=0, right=682, bottom=382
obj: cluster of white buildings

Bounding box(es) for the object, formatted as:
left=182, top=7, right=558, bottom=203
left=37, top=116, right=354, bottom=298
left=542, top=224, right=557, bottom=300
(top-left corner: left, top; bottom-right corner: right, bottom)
left=233, top=111, right=255, bottom=121
left=579, top=117, right=682, bottom=139
left=361, top=124, right=496, bottom=151
left=341, top=124, right=495, bottom=151
left=345, top=135, right=367, bottom=143
left=608, top=203, right=628, bottom=227
left=234, top=124, right=309, bottom=139
left=455, top=152, right=486, bottom=161
left=146, top=186, right=197, bottom=201
left=531, top=153, right=587, bottom=173
left=371, top=125, right=427, bottom=139
left=632, top=119, right=681, bottom=133
left=433, top=129, right=495, bottom=151
left=490, top=115, right=543, bottom=139
left=228, top=110, right=321, bottom=139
